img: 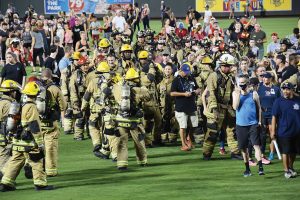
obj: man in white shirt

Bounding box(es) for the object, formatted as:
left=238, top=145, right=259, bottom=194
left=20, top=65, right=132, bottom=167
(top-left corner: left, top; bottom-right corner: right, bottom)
left=267, top=32, right=280, bottom=56
left=112, top=10, right=126, bottom=33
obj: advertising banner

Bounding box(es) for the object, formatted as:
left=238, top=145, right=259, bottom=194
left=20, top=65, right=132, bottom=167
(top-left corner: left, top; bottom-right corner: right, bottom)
left=44, top=0, right=134, bottom=14
left=196, top=0, right=291, bottom=12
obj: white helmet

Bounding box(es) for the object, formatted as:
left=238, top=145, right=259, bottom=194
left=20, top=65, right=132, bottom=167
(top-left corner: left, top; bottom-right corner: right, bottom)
left=219, top=54, right=236, bottom=65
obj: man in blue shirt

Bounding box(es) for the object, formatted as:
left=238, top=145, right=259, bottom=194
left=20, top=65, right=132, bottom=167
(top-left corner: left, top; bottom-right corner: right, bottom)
left=271, top=82, right=300, bottom=179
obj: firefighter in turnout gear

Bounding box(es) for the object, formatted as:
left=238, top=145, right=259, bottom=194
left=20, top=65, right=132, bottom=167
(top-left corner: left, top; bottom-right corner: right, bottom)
left=93, top=38, right=113, bottom=64
left=157, top=64, right=178, bottom=143
left=81, top=61, right=119, bottom=160
left=113, top=68, right=150, bottom=170
left=70, top=56, right=92, bottom=140
left=0, top=80, right=22, bottom=178
left=138, top=50, right=163, bottom=146
left=193, top=56, right=214, bottom=146
left=0, top=82, right=54, bottom=192
left=202, top=54, right=242, bottom=160
left=38, top=69, right=66, bottom=177
left=116, top=44, right=138, bottom=76
left=61, top=51, right=81, bottom=135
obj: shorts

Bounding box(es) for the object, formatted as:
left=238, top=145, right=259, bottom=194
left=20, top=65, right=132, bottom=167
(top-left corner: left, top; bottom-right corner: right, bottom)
left=175, top=111, right=198, bottom=129
left=278, top=135, right=300, bottom=154
left=236, top=124, right=260, bottom=150
left=92, top=34, right=100, bottom=41
left=23, top=43, right=31, bottom=48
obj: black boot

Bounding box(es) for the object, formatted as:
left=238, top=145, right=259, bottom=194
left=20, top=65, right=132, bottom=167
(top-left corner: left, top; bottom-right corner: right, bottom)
left=35, top=185, right=54, bottom=191
left=24, top=163, right=33, bottom=179
left=0, top=184, right=16, bottom=192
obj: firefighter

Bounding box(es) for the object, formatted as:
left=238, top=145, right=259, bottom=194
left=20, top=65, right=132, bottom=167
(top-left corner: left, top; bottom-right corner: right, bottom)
left=81, top=61, right=119, bottom=160
left=0, top=80, right=21, bottom=178
left=115, top=44, right=138, bottom=76
left=202, top=54, right=242, bottom=160
left=70, top=56, right=92, bottom=140
left=61, top=51, right=81, bottom=135
left=0, top=82, right=54, bottom=191
left=113, top=68, right=150, bottom=170
left=138, top=50, right=163, bottom=146
left=93, top=38, right=113, bottom=64
left=38, top=69, right=66, bottom=177
left=157, top=63, right=178, bottom=143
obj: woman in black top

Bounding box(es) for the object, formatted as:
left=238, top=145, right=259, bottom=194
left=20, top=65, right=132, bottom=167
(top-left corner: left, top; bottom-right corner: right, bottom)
left=0, top=52, right=26, bottom=88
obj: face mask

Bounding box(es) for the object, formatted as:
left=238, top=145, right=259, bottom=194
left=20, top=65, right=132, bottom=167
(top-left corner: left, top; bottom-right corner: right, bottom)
left=239, top=84, right=247, bottom=90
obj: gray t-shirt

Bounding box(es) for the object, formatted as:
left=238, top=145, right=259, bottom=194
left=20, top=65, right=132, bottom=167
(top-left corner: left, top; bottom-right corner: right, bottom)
left=31, top=31, right=44, bottom=48
left=250, top=30, right=266, bottom=48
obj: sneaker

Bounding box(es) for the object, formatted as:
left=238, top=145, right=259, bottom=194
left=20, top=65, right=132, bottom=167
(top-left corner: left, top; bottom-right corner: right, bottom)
left=231, top=153, right=243, bottom=160
left=74, top=137, right=84, bottom=141
left=289, top=168, right=297, bottom=177
left=219, top=148, right=227, bottom=155
left=249, top=159, right=257, bottom=167
left=0, top=184, right=16, bottom=192
left=261, top=157, right=271, bottom=165
left=268, top=152, right=274, bottom=161
left=258, top=170, right=265, bottom=176
left=243, top=170, right=252, bottom=177
left=180, top=145, right=191, bottom=151
left=35, top=185, right=54, bottom=191
left=284, top=171, right=293, bottom=179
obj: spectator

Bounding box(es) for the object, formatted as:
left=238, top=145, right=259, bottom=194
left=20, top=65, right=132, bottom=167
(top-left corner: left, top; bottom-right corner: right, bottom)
left=229, top=0, right=235, bottom=19
left=249, top=39, right=259, bottom=57
left=275, top=54, right=287, bottom=83
left=271, top=82, right=300, bottom=179
left=53, top=36, right=64, bottom=64
left=267, top=32, right=280, bottom=56
left=58, top=46, right=72, bottom=72
left=89, top=16, right=101, bottom=48
left=0, top=52, right=26, bottom=88
left=141, top=4, right=150, bottom=30
left=102, top=16, right=112, bottom=40
left=175, top=22, right=188, bottom=39
left=170, top=63, right=200, bottom=151
left=287, top=28, right=299, bottom=47
left=112, top=10, right=126, bottom=32
left=232, top=75, right=264, bottom=177
left=250, top=23, right=266, bottom=60
left=72, top=18, right=84, bottom=50
left=31, top=25, right=45, bottom=73
left=75, top=31, right=90, bottom=56
left=133, top=3, right=141, bottom=32
left=257, top=72, right=281, bottom=161
left=0, top=22, right=9, bottom=62
left=64, top=24, right=73, bottom=50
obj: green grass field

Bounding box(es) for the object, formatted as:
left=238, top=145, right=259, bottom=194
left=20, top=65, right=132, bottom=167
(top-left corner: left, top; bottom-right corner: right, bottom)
left=2, top=18, right=300, bottom=200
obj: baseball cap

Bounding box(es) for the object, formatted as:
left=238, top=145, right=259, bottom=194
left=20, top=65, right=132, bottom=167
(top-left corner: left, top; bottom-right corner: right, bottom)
left=262, top=72, right=273, bottom=78
left=162, top=49, right=170, bottom=56
left=281, top=82, right=294, bottom=89
left=180, top=63, right=191, bottom=75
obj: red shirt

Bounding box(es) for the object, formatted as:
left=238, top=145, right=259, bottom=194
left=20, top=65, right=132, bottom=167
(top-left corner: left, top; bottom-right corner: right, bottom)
left=175, top=28, right=188, bottom=39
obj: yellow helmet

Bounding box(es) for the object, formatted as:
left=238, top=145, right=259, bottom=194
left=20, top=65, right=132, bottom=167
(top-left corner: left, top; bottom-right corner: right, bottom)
left=97, top=61, right=110, bottom=73
left=125, top=68, right=139, bottom=80
left=201, top=56, right=213, bottom=64
left=72, top=52, right=82, bottom=60
left=22, top=82, right=40, bottom=96
left=98, top=38, right=111, bottom=48
left=121, top=44, right=132, bottom=52
left=138, top=50, right=149, bottom=59
left=0, top=80, right=21, bottom=92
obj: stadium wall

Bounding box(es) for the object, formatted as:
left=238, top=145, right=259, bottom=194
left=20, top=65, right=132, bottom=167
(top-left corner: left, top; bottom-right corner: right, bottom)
left=0, top=0, right=299, bottom=18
